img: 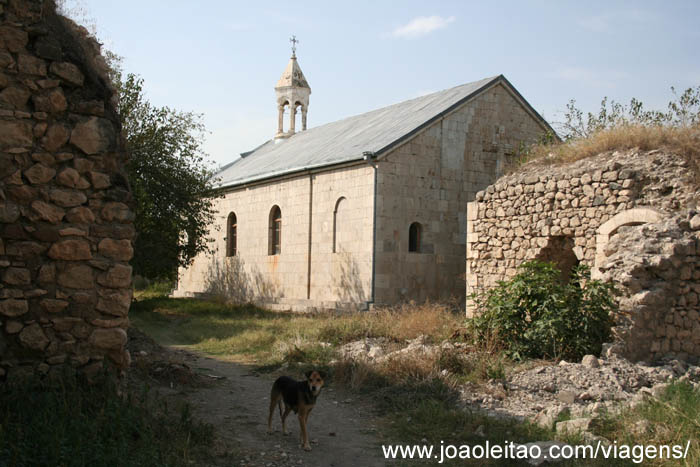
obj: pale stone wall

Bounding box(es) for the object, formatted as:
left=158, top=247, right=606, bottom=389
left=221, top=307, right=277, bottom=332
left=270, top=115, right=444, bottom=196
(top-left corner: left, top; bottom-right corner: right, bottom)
left=0, top=1, right=134, bottom=380
left=374, top=82, right=549, bottom=304
left=174, top=164, right=375, bottom=310
left=466, top=149, right=699, bottom=361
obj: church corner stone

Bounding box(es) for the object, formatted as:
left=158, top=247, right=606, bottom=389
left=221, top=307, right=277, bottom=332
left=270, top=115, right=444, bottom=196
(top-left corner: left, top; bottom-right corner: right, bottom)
left=0, top=0, right=134, bottom=380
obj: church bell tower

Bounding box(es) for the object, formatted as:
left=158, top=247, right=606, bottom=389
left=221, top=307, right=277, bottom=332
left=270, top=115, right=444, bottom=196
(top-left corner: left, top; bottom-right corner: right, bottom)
left=275, top=36, right=311, bottom=139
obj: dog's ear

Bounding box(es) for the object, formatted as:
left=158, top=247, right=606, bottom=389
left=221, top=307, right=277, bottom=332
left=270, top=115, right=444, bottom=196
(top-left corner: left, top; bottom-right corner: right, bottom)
left=318, top=370, right=327, bottom=379
left=305, top=370, right=313, bottom=379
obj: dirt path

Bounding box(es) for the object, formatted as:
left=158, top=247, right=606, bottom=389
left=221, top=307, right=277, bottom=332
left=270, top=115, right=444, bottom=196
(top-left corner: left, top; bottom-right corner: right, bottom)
left=175, top=349, right=387, bottom=467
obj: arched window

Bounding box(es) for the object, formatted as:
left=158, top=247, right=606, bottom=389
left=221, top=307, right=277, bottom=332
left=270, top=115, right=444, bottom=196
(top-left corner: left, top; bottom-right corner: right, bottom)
left=268, top=205, right=281, bottom=255
left=333, top=197, right=346, bottom=253
left=409, top=222, right=421, bottom=253
left=226, top=212, right=237, bottom=257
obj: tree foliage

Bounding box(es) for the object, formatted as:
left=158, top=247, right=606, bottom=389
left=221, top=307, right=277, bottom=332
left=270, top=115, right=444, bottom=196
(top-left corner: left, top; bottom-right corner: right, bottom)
left=113, top=64, right=219, bottom=280
left=468, top=261, right=617, bottom=361
left=558, top=86, right=700, bottom=140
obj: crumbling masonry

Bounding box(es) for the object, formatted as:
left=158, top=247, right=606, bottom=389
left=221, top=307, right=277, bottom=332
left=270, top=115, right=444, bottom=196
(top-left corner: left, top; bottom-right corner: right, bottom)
left=0, top=0, right=134, bottom=380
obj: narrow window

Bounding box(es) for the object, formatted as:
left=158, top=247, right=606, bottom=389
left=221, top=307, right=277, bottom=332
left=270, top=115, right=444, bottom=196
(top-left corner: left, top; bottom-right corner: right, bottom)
left=409, top=222, right=421, bottom=253
left=333, top=197, right=346, bottom=253
left=226, top=212, right=237, bottom=256
left=269, top=205, right=281, bottom=255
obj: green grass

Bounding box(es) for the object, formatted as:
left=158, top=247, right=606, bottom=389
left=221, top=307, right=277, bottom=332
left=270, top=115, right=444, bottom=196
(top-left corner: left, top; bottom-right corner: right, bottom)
left=593, top=381, right=700, bottom=466
left=131, top=297, right=700, bottom=466
left=130, top=296, right=461, bottom=367
left=0, top=371, right=214, bottom=467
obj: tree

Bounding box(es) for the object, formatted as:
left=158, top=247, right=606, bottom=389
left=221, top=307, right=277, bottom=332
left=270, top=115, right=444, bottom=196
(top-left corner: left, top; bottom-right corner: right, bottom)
left=112, top=65, right=219, bottom=280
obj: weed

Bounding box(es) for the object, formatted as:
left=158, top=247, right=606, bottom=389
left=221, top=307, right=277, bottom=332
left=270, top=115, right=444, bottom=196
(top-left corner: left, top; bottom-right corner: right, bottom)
left=0, top=371, right=213, bottom=467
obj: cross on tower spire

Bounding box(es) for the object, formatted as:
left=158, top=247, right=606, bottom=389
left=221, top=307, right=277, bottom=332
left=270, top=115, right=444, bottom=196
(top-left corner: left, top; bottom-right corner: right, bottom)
left=290, top=35, right=298, bottom=57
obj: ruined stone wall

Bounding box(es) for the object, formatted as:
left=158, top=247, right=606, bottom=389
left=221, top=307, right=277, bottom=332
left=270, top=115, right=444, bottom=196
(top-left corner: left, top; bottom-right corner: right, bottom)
left=0, top=0, right=133, bottom=379
left=466, top=148, right=699, bottom=361
left=599, top=213, right=700, bottom=362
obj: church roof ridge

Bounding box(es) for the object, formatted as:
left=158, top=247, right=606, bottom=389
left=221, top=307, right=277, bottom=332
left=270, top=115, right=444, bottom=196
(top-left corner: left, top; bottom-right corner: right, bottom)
left=217, top=74, right=550, bottom=189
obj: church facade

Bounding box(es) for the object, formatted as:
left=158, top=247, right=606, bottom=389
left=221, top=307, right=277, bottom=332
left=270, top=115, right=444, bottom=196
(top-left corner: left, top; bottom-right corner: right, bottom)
left=173, top=51, right=554, bottom=311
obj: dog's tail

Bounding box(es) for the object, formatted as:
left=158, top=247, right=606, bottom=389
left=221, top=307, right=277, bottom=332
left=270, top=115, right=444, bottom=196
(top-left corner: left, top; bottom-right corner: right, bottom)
left=277, top=398, right=283, bottom=417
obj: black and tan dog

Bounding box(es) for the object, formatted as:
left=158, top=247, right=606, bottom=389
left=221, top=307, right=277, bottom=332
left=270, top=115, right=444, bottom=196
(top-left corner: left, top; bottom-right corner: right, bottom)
left=267, top=370, right=325, bottom=451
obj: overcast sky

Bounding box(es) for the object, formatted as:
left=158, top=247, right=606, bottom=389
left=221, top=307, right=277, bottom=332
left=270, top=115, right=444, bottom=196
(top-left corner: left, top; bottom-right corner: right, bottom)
left=65, top=0, right=700, bottom=168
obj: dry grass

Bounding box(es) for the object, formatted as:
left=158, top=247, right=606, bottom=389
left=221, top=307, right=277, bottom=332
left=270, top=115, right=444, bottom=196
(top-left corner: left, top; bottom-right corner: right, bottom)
left=318, top=301, right=461, bottom=344
left=520, top=124, right=700, bottom=185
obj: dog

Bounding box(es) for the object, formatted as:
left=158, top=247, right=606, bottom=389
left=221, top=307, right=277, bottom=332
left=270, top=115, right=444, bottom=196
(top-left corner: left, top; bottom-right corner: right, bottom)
left=267, top=370, right=326, bottom=451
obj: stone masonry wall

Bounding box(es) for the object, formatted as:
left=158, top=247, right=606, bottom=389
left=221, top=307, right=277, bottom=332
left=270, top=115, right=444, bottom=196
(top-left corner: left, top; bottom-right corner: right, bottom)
left=374, top=82, right=549, bottom=304
left=466, top=148, right=699, bottom=361
left=173, top=163, right=375, bottom=311
left=0, top=0, right=133, bottom=380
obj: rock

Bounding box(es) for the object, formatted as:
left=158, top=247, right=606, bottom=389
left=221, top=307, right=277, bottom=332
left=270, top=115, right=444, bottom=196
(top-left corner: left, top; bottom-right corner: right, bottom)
left=555, top=417, right=599, bottom=435
left=40, top=299, right=69, bottom=313
left=690, top=214, right=700, bottom=231
left=3, top=267, right=30, bottom=285
left=0, top=202, right=21, bottom=223
left=515, top=441, right=571, bottom=466
left=49, top=62, right=84, bottom=86
left=630, top=419, right=652, bottom=436
left=17, top=54, right=46, bottom=76
left=581, top=355, right=600, bottom=368
left=19, top=324, right=50, bottom=351
left=534, top=405, right=565, bottom=429
left=0, top=299, right=28, bottom=317
left=37, top=264, right=55, bottom=283
left=89, top=171, right=111, bottom=189
left=41, top=123, right=70, bottom=151
left=89, top=328, right=127, bottom=350
left=57, top=264, right=94, bottom=289
left=651, top=383, right=669, bottom=398
left=32, top=88, right=67, bottom=113
left=5, top=321, right=23, bottom=333
left=0, top=26, right=28, bottom=53
left=97, top=264, right=132, bottom=288
left=24, top=163, right=56, bottom=184
left=0, top=85, right=31, bottom=109
left=48, top=239, right=92, bottom=260
left=96, top=288, right=131, bottom=317
left=98, top=238, right=133, bottom=261
left=0, top=120, right=32, bottom=148
left=70, top=117, right=114, bottom=154
left=49, top=189, right=87, bottom=207
left=56, top=168, right=81, bottom=188
left=557, top=390, right=576, bottom=404
left=65, top=206, right=95, bottom=224
left=31, top=200, right=64, bottom=223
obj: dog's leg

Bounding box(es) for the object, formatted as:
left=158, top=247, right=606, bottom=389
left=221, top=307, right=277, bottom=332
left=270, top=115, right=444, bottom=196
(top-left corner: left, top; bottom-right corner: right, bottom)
left=280, top=405, right=292, bottom=436
left=267, top=389, right=280, bottom=434
left=298, top=407, right=311, bottom=451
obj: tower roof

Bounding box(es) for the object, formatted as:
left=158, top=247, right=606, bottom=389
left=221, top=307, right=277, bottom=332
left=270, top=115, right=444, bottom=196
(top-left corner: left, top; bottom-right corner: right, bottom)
left=275, top=55, right=310, bottom=90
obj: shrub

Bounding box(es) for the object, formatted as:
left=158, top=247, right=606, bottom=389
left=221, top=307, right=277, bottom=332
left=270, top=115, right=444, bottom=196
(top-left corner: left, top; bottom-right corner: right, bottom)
left=468, top=261, right=616, bottom=361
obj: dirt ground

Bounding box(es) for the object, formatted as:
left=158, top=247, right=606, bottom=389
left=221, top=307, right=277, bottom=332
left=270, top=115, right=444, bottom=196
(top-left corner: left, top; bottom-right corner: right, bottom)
left=127, top=328, right=387, bottom=467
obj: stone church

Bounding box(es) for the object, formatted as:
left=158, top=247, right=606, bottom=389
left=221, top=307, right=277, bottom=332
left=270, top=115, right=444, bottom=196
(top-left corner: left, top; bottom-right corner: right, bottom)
left=173, top=48, right=554, bottom=311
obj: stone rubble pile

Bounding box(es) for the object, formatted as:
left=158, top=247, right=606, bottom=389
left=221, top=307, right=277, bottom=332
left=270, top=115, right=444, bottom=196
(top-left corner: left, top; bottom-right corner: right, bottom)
left=339, top=337, right=698, bottom=439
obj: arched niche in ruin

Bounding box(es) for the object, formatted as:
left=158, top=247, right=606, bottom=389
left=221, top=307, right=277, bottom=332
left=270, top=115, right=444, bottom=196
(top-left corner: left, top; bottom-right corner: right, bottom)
left=594, top=207, right=665, bottom=270
left=534, top=236, right=580, bottom=283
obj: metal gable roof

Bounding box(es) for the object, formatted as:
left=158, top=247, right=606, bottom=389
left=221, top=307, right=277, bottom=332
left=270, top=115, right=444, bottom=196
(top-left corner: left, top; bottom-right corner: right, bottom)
left=216, top=75, right=527, bottom=189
